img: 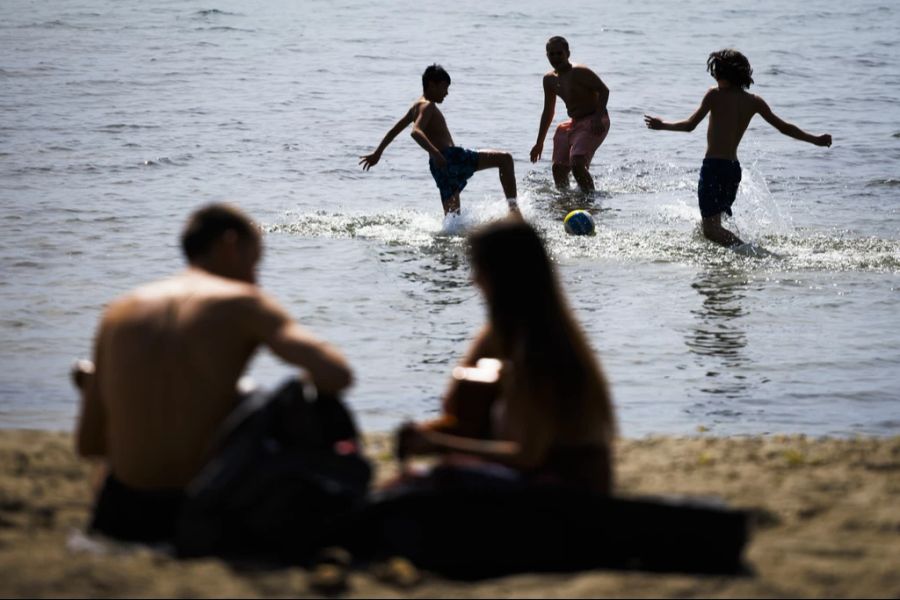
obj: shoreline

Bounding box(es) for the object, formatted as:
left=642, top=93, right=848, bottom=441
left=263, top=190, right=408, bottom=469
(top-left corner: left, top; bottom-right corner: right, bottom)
left=1, top=430, right=898, bottom=598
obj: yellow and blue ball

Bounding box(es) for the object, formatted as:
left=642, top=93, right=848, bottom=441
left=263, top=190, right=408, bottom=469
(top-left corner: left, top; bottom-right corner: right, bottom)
left=563, top=210, right=595, bottom=236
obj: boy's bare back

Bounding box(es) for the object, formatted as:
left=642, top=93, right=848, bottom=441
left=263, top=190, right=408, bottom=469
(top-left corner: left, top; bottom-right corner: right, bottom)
left=645, top=79, right=831, bottom=160
left=704, top=84, right=831, bottom=160
left=703, top=86, right=758, bottom=160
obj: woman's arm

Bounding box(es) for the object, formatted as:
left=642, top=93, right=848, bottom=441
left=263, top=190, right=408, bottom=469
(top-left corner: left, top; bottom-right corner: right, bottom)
left=397, top=423, right=547, bottom=470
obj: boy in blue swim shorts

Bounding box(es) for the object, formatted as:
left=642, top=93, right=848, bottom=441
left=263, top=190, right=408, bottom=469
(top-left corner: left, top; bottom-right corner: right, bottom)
left=698, top=157, right=741, bottom=220
left=361, top=64, right=520, bottom=216
left=644, top=49, right=831, bottom=247
left=428, top=146, right=480, bottom=208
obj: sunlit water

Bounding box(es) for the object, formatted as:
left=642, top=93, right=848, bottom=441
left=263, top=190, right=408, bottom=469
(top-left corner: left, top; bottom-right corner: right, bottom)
left=1, top=0, right=898, bottom=436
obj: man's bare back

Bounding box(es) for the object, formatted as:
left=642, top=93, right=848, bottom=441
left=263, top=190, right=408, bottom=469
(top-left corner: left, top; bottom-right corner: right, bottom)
left=77, top=205, right=352, bottom=491
left=81, top=270, right=273, bottom=488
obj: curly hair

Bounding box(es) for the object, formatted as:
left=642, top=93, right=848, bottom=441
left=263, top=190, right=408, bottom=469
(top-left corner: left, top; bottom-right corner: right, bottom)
left=707, top=49, right=754, bottom=89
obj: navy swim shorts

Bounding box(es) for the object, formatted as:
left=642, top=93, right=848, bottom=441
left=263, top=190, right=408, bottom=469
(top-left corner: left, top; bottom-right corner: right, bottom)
left=91, top=474, right=185, bottom=543
left=429, top=146, right=480, bottom=200
left=698, top=158, right=742, bottom=218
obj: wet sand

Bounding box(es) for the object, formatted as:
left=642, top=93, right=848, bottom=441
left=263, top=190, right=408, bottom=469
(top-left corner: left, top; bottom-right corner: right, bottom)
left=0, top=430, right=898, bottom=598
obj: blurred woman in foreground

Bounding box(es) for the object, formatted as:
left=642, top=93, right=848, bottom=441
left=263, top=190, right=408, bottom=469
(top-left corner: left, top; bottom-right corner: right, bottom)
left=397, top=218, right=616, bottom=494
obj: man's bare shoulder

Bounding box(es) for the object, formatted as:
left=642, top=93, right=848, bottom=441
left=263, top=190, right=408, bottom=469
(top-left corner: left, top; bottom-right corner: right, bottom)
left=157, top=271, right=259, bottom=298
left=541, top=71, right=558, bottom=88
left=571, top=63, right=601, bottom=79
left=104, top=271, right=265, bottom=321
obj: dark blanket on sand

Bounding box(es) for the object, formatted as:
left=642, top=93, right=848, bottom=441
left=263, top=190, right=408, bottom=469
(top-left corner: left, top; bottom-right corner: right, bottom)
left=171, top=377, right=749, bottom=578
left=345, top=486, right=749, bottom=579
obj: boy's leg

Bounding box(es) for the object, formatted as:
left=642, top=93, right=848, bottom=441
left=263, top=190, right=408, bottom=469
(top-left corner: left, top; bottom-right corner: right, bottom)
left=442, top=192, right=461, bottom=215
left=475, top=151, right=517, bottom=200
left=701, top=214, right=743, bottom=247
left=698, top=158, right=743, bottom=247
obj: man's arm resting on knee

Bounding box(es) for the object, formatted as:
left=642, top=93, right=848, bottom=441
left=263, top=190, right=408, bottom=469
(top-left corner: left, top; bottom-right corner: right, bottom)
left=253, top=293, right=353, bottom=394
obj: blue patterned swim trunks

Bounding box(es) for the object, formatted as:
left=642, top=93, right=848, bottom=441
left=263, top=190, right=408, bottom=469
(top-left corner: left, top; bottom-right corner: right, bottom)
left=429, top=146, right=480, bottom=200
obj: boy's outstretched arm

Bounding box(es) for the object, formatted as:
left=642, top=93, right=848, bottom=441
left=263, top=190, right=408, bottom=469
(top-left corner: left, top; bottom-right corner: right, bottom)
left=644, top=89, right=714, bottom=132
left=755, top=96, right=832, bottom=147
left=359, top=106, right=416, bottom=170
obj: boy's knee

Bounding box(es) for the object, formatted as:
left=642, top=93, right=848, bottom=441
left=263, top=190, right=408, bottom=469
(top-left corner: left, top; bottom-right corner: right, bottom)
left=552, top=163, right=570, bottom=175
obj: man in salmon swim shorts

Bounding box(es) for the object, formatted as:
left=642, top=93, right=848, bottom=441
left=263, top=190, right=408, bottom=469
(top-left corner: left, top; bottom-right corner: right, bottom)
left=531, top=36, right=611, bottom=194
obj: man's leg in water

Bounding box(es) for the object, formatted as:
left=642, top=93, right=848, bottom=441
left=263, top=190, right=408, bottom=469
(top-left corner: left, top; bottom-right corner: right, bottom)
left=552, top=163, right=571, bottom=189
left=571, top=155, right=595, bottom=193
left=476, top=151, right=518, bottom=208
left=702, top=213, right=743, bottom=247
left=442, top=192, right=461, bottom=215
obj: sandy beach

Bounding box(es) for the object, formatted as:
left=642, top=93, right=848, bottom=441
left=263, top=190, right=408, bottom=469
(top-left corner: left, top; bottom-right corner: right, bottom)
left=0, top=429, right=897, bottom=598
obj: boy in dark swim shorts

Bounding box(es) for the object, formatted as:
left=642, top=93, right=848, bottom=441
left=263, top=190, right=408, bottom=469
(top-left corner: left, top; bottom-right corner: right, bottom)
left=644, top=49, right=831, bottom=247
left=429, top=146, right=480, bottom=206
left=698, top=157, right=741, bottom=220
left=361, top=64, right=520, bottom=216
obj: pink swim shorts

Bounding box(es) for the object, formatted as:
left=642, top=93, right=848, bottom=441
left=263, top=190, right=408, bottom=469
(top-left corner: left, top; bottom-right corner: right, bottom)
left=552, top=113, right=610, bottom=167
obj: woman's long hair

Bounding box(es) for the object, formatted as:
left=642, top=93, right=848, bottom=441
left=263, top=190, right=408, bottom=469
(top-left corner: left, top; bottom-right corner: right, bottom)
left=468, top=219, right=615, bottom=443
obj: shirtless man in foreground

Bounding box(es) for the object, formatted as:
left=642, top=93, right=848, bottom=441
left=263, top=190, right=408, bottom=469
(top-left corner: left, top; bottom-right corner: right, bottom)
left=531, top=36, right=611, bottom=193
left=76, top=203, right=353, bottom=542
left=644, top=49, right=831, bottom=247
left=360, top=64, right=520, bottom=216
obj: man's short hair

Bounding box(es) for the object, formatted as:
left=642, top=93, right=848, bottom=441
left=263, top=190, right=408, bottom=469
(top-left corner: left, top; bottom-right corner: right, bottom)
left=181, top=203, right=259, bottom=262
left=707, top=49, right=754, bottom=89
left=546, top=36, right=570, bottom=53
left=422, top=64, right=451, bottom=92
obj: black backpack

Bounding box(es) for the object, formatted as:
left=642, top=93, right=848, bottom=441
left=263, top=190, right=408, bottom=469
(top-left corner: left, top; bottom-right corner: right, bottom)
left=175, top=378, right=371, bottom=564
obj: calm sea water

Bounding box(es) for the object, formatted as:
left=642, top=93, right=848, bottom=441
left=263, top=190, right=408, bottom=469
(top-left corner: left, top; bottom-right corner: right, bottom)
left=1, top=0, right=898, bottom=436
